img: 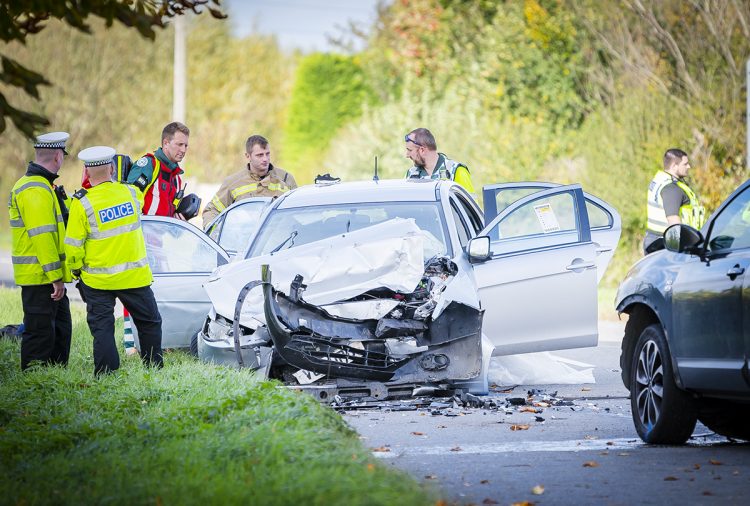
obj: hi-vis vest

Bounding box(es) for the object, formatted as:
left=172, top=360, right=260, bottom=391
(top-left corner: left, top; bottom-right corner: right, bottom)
left=405, top=154, right=476, bottom=194
left=9, top=175, right=71, bottom=285
left=64, top=182, right=152, bottom=290
left=647, top=171, right=706, bottom=234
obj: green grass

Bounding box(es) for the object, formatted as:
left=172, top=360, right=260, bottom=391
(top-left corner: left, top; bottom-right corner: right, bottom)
left=0, top=288, right=437, bottom=505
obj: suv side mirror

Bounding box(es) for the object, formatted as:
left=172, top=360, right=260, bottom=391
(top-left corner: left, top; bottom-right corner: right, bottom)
left=467, top=236, right=491, bottom=262
left=664, top=224, right=703, bottom=253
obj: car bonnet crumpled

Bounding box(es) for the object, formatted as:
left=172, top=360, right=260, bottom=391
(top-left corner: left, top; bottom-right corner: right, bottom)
left=203, top=218, right=428, bottom=327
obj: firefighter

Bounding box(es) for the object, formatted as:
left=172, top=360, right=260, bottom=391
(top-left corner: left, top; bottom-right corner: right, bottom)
left=9, top=131, right=73, bottom=370
left=65, top=146, right=163, bottom=374
left=644, top=148, right=706, bottom=254
left=404, top=128, right=475, bottom=195
left=201, top=135, right=297, bottom=228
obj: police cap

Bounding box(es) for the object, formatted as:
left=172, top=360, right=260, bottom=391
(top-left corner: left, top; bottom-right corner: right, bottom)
left=34, top=131, right=70, bottom=155
left=78, top=146, right=116, bottom=167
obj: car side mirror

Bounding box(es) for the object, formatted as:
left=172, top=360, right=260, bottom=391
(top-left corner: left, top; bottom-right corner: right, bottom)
left=467, top=236, right=491, bottom=262
left=664, top=224, right=703, bottom=253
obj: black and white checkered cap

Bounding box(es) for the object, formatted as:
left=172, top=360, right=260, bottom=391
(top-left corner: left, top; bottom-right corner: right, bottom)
left=34, top=131, right=69, bottom=154
left=78, top=146, right=116, bottom=167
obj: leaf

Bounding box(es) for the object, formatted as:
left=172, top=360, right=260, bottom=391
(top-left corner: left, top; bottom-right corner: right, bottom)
left=410, top=431, right=425, bottom=436
left=709, top=459, right=722, bottom=465
left=424, top=474, right=437, bottom=480
left=480, top=479, right=490, bottom=484
left=663, top=476, right=679, bottom=481
left=581, top=387, right=591, bottom=391
left=510, top=424, right=530, bottom=431
left=531, top=485, right=545, bottom=495
left=520, top=407, right=539, bottom=413
left=482, top=499, right=499, bottom=505
left=693, top=463, right=701, bottom=470
left=450, top=446, right=462, bottom=452
left=582, top=461, right=599, bottom=467
left=372, top=446, right=391, bottom=452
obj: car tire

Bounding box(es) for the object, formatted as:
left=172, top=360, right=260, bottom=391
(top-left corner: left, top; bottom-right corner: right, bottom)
left=189, top=331, right=199, bottom=357
left=630, top=324, right=697, bottom=444
left=698, top=399, right=750, bottom=441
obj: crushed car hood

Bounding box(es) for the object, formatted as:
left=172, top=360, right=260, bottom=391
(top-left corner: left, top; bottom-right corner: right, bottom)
left=204, top=218, right=432, bottom=327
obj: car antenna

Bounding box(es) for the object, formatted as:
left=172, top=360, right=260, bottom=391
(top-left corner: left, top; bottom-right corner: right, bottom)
left=373, top=156, right=379, bottom=182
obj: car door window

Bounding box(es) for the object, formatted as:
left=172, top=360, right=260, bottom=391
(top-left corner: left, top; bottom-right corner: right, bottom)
left=143, top=220, right=224, bottom=274
left=216, top=201, right=268, bottom=254
left=450, top=200, right=471, bottom=248
left=487, top=191, right=581, bottom=255
left=707, top=186, right=750, bottom=252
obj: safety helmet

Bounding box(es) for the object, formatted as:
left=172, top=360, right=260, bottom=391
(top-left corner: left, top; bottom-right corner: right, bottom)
left=176, top=193, right=201, bottom=220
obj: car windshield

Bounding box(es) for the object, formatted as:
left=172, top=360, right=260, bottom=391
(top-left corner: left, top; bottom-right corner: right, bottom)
left=246, top=202, right=448, bottom=260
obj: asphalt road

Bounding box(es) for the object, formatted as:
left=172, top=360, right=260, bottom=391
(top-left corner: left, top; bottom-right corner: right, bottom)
left=342, top=334, right=750, bottom=505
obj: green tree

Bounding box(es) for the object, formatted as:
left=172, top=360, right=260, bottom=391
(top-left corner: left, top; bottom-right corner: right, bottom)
left=0, top=0, right=225, bottom=139
left=284, top=53, right=374, bottom=182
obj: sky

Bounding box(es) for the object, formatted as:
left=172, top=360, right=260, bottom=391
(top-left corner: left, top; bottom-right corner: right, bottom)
left=223, top=0, right=383, bottom=52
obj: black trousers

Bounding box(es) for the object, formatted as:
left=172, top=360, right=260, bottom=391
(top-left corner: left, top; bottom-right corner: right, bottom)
left=79, top=282, right=163, bottom=375
left=20, top=284, right=72, bottom=370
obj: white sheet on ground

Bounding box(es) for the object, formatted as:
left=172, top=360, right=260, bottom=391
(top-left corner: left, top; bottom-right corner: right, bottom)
left=488, top=352, right=595, bottom=385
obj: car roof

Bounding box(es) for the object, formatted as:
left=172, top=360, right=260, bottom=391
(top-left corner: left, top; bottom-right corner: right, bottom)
left=276, top=179, right=443, bottom=209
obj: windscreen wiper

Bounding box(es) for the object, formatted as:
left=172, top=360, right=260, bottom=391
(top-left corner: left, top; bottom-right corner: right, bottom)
left=270, top=230, right=298, bottom=253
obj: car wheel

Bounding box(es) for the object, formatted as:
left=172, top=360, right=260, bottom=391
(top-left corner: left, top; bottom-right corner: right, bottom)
left=189, top=331, right=199, bottom=357
left=630, top=324, right=697, bottom=444
left=698, top=399, right=750, bottom=441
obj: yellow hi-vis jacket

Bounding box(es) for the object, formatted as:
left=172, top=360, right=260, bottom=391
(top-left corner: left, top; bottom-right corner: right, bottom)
left=64, top=182, right=153, bottom=290
left=646, top=170, right=706, bottom=234
left=9, top=172, right=71, bottom=285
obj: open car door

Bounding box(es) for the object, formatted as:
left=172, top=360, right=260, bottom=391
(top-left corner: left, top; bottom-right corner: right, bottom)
left=471, top=184, right=603, bottom=356
left=483, top=182, right=621, bottom=282
left=204, top=198, right=272, bottom=257
left=135, top=216, right=230, bottom=349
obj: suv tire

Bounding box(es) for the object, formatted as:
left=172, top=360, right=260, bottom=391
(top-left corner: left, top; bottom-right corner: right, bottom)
left=630, top=324, right=697, bottom=444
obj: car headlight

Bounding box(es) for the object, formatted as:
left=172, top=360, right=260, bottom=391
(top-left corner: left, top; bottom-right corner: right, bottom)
left=204, top=315, right=233, bottom=343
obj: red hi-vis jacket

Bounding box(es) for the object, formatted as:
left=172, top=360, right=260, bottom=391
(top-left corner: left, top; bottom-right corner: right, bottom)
left=128, top=152, right=184, bottom=217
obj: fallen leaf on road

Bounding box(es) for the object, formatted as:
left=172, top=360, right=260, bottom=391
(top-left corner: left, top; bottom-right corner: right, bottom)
left=424, top=475, right=437, bottom=480
left=372, top=446, right=391, bottom=452
left=583, top=461, right=599, bottom=468
left=702, top=491, right=713, bottom=496
left=606, top=441, right=614, bottom=445
left=510, top=502, right=535, bottom=506
left=510, top=424, right=530, bottom=431
left=663, top=476, right=679, bottom=481
left=581, top=387, right=591, bottom=391
left=482, top=499, right=499, bottom=505
left=450, top=446, right=462, bottom=452
left=533, top=402, right=550, bottom=408
left=480, top=480, right=490, bottom=484
left=693, top=464, right=701, bottom=470
left=709, top=459, right=723, bottom=466
left=531, top=485, right=545, bottom=495
left=520, top=407, right=539, bottom=413
left=411, top=431, right=425, bottom=436
left=584, top=435, right=598, bottom=440
left=437, top=425, right=447, bottom=429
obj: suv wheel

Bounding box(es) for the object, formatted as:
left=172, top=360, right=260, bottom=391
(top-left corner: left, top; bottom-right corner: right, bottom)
left=630, top=324, right=697, bottom=444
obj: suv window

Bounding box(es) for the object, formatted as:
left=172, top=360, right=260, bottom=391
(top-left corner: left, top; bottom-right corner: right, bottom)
left=707, top=186, right=750, bottom=252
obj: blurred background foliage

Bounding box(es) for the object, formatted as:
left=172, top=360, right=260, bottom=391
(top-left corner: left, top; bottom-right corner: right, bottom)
left=1, top=0, right=749, bottom=289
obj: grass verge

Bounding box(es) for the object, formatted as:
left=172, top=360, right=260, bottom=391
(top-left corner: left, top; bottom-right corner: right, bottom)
left=0, top=287, right=437, bottom=505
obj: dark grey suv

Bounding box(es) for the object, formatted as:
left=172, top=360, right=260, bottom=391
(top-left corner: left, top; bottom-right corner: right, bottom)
left=616, top=179, right=750, bottom=444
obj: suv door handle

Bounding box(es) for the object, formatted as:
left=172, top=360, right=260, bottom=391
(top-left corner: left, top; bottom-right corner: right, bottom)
left=726, top=265, right=745, bottom=280
left=595, top=247, right=612, bottom=254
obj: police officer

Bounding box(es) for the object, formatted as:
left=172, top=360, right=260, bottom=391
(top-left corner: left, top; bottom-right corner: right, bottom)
left=65, top=146, right=163, bottom=374
left=127, top=122, right=190, bottom=218
left=644, top=148, right=706, bottom=254
left=201, top=135, right=297, bottom=228
left=404, top=128, right=475, bottom=195
left=9, top=131, right=73, bottom=370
